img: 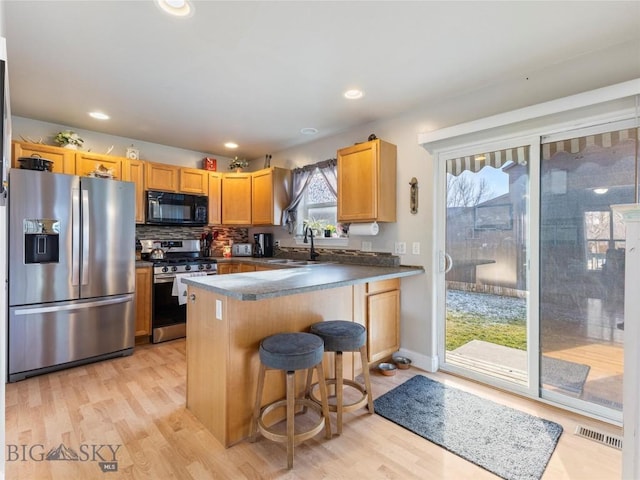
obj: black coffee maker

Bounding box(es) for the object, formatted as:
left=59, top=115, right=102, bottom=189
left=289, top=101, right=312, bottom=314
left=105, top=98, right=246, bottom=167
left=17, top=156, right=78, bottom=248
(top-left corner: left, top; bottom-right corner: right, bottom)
left=253, top=233, right=273, bottom=257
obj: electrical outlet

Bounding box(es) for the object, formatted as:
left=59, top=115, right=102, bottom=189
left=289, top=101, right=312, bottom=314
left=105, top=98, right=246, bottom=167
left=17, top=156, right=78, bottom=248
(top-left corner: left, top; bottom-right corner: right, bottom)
left=215, top=300, right=222, bottom=320
left=274, top=240, right=280, bottom=248
left=361, top=241, right=372, bottom=252
left=412, top=242, right=420, bottom=255
left=394, top=242, right=406, bottom=254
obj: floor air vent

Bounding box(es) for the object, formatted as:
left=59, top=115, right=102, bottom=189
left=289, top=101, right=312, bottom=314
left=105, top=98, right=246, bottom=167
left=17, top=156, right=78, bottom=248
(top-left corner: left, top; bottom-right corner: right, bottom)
left=575, top=425, right=623, bottom=450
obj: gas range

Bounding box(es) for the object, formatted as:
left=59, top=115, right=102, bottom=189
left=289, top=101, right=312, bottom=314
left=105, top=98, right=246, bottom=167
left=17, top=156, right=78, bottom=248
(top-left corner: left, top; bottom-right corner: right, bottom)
left=153, top=259, right=217, bottom=275
left=140, top=239, right=218, bottom=278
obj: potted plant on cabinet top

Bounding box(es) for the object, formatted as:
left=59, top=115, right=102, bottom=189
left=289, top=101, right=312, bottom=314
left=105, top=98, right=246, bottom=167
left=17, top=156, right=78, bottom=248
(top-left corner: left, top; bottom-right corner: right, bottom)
left=54, top=130, right=84, bottom=150
left=229, top=157, right=249, bottom=172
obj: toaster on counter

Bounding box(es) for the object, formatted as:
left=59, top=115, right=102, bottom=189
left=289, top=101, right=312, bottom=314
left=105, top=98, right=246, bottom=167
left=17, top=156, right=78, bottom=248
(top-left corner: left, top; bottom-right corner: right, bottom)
left=231, top=243, right=253, bottom=257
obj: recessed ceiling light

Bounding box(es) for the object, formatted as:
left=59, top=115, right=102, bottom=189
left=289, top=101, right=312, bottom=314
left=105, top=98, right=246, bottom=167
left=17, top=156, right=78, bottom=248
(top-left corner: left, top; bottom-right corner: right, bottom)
left=154, top=0, right=194, bottom=17
left=344, top=89, right=364, bottom=100
left=300, top=127, right=318, bottom=135
left=593, top=188, right=609, bottom=194
left=224, top=142, right=239, bottom=149
left=89, top=111, right=109, bottom=120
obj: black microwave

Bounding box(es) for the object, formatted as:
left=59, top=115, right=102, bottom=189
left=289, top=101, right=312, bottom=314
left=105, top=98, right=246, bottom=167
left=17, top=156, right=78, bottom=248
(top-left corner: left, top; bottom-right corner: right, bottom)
left=146, top=190, right=208, bottom=226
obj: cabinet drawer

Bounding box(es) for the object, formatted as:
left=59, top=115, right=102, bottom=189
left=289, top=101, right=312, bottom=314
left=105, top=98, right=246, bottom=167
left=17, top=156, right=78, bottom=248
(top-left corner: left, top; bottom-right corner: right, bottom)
left=366, top=278, right=399, bottom=295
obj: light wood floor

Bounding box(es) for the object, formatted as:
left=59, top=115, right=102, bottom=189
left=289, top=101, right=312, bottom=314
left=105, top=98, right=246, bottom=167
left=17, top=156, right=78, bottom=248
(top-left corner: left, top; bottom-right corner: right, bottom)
left=5, top=339, right=622, bottom=479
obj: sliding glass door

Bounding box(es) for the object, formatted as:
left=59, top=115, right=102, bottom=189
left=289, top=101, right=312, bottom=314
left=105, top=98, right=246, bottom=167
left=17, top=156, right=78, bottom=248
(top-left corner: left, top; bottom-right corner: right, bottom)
left=539, top=125, right=637, bottom=420
left=440, top=140, right=535, bottom=393
left=437, top=122, right=638, bottom=421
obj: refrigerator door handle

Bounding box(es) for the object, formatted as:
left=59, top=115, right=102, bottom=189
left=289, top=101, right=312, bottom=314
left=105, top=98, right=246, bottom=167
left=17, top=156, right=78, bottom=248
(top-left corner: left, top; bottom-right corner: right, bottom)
left=81, top=188, right=90, bottom=285
left=13, top=294, right=134, bottom=316
left=72, top=188, right=81, bottom=286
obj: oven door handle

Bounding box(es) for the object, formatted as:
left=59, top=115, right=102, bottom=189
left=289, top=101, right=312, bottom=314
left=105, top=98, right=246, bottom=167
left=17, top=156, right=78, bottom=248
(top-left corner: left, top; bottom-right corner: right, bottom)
left=154, top=276, right=176, bottom=284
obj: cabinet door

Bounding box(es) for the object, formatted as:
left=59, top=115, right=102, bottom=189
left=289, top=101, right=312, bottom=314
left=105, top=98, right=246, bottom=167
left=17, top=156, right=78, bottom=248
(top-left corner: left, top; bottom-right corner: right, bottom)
left=123, top=159, right=145, bottom=224
left=217, top=264, right=233, bottom=275
left=146, top=162, right=179, bottom=192
left=367, top=289, right=400, bottom=363
left=135, top=266, right=152, bottom=338
left=208, top=172, right=222, bottom=225
left=12, top=141, right=75, bottom=174
left=337, top=139, right=396, bottom=222
left=75, top=152, right=124, bottom=180
left=252, top=169, right=274, bottom=225
left=180, top=168, right=208, bottom=194
left=239, top=264, right=256, bottom=272
left=338, top=141, right=378, bottom=221
left=251, top=167, right=291, bottom=226
left=222, top=173, right=252, bottom=225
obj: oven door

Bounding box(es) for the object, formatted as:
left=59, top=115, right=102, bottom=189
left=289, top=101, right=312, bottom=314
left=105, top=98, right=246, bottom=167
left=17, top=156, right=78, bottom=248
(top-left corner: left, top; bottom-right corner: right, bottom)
left=152, top=274, right=187, bottom=343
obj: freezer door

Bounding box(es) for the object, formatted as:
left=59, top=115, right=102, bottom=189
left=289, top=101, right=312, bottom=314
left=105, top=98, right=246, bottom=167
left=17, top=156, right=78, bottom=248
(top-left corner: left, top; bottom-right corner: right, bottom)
left=80, top=176, right=135, bottom=298
left=8, top=170, right=80, bottom=306
left=8, top=294, right=134, bottom=381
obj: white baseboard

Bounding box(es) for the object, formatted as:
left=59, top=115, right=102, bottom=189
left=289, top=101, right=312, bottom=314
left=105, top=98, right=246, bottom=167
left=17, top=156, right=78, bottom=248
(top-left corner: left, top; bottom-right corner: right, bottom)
left=395, top=348, right=438, bottom=373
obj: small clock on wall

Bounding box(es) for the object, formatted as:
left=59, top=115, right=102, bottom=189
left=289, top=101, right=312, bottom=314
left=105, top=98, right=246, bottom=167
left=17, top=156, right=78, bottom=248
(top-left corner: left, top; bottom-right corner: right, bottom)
left=126, top=146, right=139, bottom=160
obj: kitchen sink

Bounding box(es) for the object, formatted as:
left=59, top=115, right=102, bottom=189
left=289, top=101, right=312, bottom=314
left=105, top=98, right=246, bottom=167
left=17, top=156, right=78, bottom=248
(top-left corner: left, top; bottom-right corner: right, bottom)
left=264, top=259, right=330, bottom=266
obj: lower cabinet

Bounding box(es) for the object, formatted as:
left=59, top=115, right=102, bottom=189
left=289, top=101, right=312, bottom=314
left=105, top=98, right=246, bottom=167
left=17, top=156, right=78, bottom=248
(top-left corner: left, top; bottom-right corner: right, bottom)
left=135, top=266, right=152, bottom=341
left=356, top=278, right=400, bottom=364
left=217, top=262, right=258, bottom=274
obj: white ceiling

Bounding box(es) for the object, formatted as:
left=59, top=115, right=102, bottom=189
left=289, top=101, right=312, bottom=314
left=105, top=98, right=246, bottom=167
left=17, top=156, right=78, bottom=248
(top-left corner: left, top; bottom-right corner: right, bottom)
left=4, top=1, right=640, bottom=160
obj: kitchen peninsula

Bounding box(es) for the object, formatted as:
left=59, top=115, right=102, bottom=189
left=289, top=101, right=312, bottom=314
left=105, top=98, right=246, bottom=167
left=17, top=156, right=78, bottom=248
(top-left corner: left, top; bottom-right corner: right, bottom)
left=182, top=262, right=423, bottom=447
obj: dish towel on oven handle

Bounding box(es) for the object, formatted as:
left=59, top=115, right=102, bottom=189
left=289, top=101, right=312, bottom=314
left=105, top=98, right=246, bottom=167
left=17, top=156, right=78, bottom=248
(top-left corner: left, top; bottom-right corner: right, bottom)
left=172, top=272, right=208, bottom=305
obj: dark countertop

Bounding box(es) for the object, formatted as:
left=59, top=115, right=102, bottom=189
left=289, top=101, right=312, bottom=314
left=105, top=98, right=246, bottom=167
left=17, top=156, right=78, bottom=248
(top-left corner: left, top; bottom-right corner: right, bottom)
left=136, top=260, right=154, bottom=268
left=182, top=263, right=424, bottom=301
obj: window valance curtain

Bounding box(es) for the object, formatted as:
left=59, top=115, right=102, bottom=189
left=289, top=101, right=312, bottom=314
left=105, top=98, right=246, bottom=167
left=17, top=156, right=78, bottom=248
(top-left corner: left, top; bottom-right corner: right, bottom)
left=282, top=158, right=337, bottom=233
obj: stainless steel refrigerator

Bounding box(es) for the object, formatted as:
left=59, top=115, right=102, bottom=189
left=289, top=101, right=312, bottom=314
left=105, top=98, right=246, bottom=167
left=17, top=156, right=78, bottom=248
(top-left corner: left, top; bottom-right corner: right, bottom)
left=8, top=168, right=135, bottom=382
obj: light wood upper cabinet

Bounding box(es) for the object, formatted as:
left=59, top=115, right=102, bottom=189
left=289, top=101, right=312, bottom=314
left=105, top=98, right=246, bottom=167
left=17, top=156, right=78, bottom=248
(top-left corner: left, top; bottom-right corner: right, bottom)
left=221, top=172, right=252, bottom=225
left=12, top=141, right=76, bottom=174
left=251, top=167, right=291, bottom=226
left=337, top=139, right=397, bottom=223
left=180, top=167, right=208, bottom=195
left=146, top=161, right=179, bottom=192
left=208, top=172, right=223, bottom=225
left=123, top=159, right=146, bottom=224
left=75, top=151, right=124, bottom=180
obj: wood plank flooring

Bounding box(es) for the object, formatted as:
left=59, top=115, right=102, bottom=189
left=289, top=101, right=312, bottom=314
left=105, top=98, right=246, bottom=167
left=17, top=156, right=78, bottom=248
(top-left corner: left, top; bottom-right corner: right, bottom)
left=5, top=339, right=622, bottom=479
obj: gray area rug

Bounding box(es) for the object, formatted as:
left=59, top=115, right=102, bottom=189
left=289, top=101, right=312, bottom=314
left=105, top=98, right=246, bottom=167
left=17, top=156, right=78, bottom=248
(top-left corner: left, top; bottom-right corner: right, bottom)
left=452, top=340, right=591, bottom=394
left=374, top=375, right=563, bottom=480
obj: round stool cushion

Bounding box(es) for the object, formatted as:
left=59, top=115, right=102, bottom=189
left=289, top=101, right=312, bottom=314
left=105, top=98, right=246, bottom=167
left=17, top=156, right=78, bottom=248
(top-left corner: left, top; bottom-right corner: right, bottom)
left=259, top=332, right=324, bottom=371
left=310, top=321, right=366, bottom=352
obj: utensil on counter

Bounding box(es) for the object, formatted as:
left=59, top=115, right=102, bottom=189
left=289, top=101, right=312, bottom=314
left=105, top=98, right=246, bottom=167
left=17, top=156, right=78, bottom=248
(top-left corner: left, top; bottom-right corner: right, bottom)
left=149, top=243, right=166, bottom=260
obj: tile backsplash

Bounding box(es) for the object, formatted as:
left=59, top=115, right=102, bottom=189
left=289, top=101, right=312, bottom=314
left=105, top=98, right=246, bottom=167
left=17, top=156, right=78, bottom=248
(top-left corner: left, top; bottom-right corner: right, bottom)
left=135, top=225, right=249, bottom=256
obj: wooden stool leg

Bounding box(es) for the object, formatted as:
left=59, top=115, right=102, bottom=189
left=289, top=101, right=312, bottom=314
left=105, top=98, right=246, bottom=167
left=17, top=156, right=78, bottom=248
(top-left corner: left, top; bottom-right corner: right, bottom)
left=315, top=362, right=332, bottom=439
left=360, top=345, right=374, bottom=414
left=336, top=351, right=344, bottom=434
left=286, top=370, right=295, bottom=470
left=250, top=363, right=267, bottom=442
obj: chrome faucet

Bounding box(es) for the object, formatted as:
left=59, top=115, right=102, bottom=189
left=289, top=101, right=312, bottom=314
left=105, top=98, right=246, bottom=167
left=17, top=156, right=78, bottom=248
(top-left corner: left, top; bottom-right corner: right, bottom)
left=304, top=227, right=320, bottom=261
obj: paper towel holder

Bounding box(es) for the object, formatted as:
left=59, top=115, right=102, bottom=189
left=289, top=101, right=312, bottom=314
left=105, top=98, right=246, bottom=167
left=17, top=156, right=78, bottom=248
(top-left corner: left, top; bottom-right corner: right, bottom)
left=410, top=177, right=418, bottom=214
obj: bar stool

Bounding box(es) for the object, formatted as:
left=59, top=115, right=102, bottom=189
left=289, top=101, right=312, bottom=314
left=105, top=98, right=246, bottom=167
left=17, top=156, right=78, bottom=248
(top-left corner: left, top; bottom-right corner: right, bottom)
left=307, top=320, right=374, bottom=434
left=249, top=332, right=331, bottom=469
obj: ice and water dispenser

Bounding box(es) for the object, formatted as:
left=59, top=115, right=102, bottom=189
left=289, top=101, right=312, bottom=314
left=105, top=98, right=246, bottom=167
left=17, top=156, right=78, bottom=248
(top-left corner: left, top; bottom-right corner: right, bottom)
left=23, top=219, right=60, bottom=264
